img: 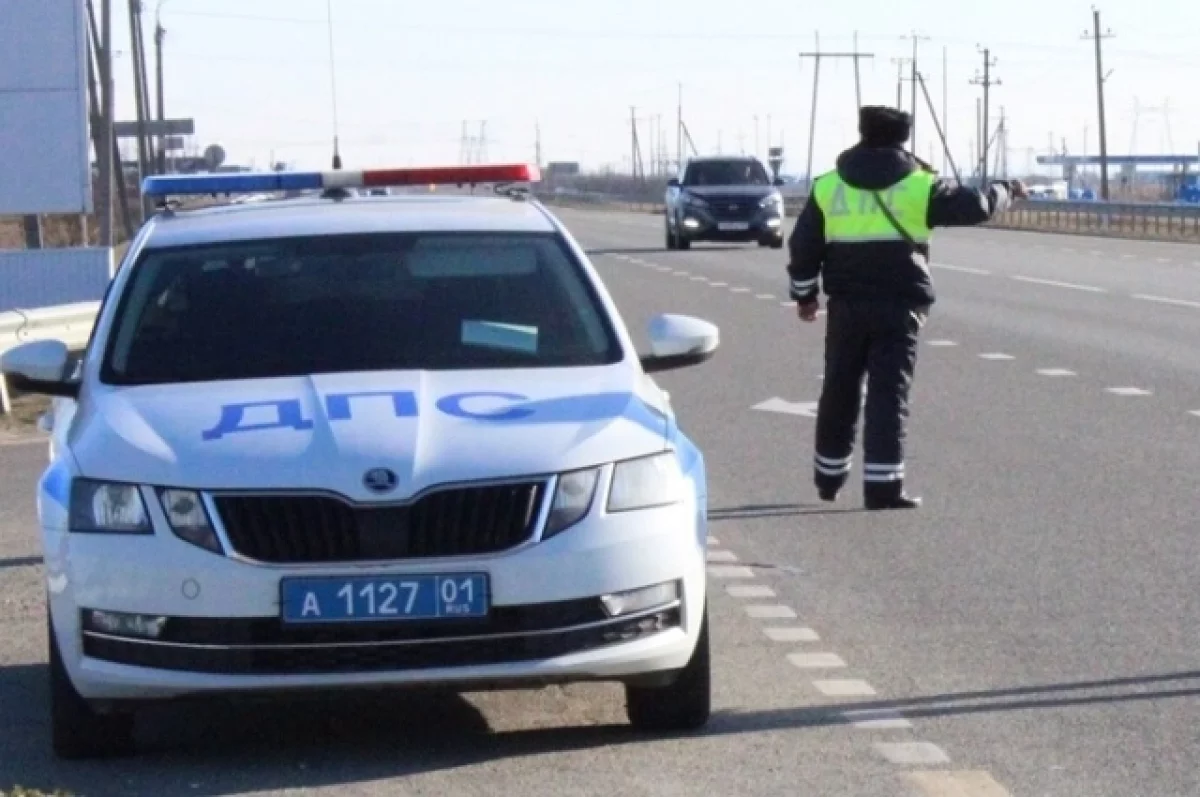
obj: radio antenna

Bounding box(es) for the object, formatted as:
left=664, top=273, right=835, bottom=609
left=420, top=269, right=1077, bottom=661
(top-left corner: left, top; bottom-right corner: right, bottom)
left=326, top=0, right=342, bottom=169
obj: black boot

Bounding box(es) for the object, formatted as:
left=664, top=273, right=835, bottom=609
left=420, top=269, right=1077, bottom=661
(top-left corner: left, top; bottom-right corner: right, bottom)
left=864, top=482, right=921, bottom=510
left=818, top=486, right=839, bottom=503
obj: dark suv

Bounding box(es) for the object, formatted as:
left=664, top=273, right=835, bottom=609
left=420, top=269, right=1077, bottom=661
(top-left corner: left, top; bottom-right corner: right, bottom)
left=664, top=156, right=786, bottom=250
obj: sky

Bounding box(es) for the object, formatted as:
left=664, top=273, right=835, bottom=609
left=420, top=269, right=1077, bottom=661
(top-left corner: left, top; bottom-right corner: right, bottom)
left=105, top=0, right=1200, bottom=180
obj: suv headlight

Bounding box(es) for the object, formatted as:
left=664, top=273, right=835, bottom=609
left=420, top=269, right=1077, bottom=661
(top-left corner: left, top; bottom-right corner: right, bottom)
left=607, top=452, right=685, bottom=513
left=543, top=467, right=601, bottom=539
left=158, top=489, right=224, bottom=554
left=69, top=479, right=152, bottom=534
left=759, top=193, right=783, bottom=210
left=682, top=193, right=709, bottom=208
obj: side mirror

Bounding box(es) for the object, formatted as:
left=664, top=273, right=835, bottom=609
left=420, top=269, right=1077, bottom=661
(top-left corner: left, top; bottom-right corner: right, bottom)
left=640, top=314, right=719, bottom=373
left=0, top=339, right=79, bottom=398
left=667, top=178, right=680, bottom=188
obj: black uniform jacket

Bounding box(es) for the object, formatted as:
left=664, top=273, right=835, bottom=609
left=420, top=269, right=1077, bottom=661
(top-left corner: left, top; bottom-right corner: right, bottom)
left=786, top=144, right=1015, bottom=308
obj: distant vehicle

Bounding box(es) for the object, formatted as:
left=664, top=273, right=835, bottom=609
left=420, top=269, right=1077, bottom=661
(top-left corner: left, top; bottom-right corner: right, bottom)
left=663, top=156, right=786, bottom=250
left=1, top=162, right=720, bottom=759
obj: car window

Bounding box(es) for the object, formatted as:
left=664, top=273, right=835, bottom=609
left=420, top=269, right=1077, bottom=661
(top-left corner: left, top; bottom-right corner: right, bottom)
left=100, top=231, right=622, bottom=386
left=683, top=160, right=771, bottom=187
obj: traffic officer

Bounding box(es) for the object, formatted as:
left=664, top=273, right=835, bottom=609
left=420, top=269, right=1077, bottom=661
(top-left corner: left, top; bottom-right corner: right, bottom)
left=787, top=105, right=1027, bottom=510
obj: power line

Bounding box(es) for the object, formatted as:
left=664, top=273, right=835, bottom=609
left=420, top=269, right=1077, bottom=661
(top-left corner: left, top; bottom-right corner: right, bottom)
left=901, top=31, right=931, bottom=155
left=799, top=31, right=875, bottom=188
left=970, top=47, right=1000, bottom=184
left=1083, top=7, right=1115, bottom=200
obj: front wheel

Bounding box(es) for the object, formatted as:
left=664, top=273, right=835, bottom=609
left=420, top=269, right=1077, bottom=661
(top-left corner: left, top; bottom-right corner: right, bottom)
left=48, top=612, right=136, bottom=759
left=624, top=602, right=711, bottom=732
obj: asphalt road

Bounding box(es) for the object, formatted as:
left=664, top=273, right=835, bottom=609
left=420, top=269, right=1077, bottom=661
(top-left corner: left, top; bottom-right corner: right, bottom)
left=1, top=206, right=1198, bottom=795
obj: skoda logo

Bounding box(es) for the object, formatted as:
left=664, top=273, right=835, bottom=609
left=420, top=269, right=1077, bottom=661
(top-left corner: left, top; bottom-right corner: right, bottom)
left=363, top=467, right=398, bottom=494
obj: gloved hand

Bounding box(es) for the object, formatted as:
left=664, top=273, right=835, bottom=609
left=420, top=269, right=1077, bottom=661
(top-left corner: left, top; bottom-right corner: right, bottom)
left=1000, top=179, right=1029, bottom=200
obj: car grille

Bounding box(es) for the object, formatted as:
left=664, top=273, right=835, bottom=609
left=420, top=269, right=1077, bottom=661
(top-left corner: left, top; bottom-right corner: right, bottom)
left=212, top=481, right=547, bottom=563
left=704, top=195, right=759, bottom=220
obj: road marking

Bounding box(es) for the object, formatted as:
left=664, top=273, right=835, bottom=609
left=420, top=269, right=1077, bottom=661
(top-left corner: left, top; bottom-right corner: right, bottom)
left=814, top=679, right=877, bottom=697
left=905, top=771, right=1014, bottom=797
left=727, top=584, right=776, bottom=599
left=672, top=271, right=690, bottom=277
left=745, top=604, right=798, bottom=620
left=842, top=709, right=913, bottom=730
left=1189, top=410, right=1200, bottom=419
left=629, top=258, right=647, bottom=265
left=731, top=286, right=752, bottom=293
left=706, top=549, right=739, bottom=563
left=1036, top=368, right=1076, bottom=377
left=1062, top=247, right=1077, bottom=253
left=1011, top=275, right=1106, bottom=292
left=753, top=397, right=818, bottom=416
left=710, top=281, right=729, bottom=287
left=707, top=535, right=719, bottom=545
left=1156, top=257, right=1171, bottom=263
left=787, top=652, right=846, bottom=669
left=756, top=293, right=776, bottom=300
left=1105, top=386, right=1152, bottom=396
left=780, top=300, right=794, bottom=307
left=690, top=275, right=708, bottom=282
left=707, top=565, right=756, bottom=579
left=978, top=353, right=1014, bottom=361
left=875, top=741, right=951, bottom=765
left=1089, top=250, right=1103, bottom=256
left=764, top=626, right=820, bottom=643
left=926, top=340, right=958, bottom=347
left=932, top=263, right=991, bottom=275
left=654, top=265, right=672, bottom=272
left=1130, top=293, right=1200, bottom=309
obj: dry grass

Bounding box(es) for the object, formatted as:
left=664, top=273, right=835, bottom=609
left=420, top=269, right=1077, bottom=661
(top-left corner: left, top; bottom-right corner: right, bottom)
left=0, top=394, right=51, bottom=438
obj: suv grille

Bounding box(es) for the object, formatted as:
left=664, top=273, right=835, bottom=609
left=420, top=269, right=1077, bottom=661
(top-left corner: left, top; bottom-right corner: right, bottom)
left=705, top=195, right=758, bottom=220
left=212, top=481, right=547, bottom=563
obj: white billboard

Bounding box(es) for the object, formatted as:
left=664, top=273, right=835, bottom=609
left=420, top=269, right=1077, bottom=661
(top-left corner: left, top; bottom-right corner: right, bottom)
left=0, top=0, right=92, bottom=215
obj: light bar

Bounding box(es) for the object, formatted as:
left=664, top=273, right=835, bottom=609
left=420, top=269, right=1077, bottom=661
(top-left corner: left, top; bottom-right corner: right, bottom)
left=141, top=163, right=541, bottom=198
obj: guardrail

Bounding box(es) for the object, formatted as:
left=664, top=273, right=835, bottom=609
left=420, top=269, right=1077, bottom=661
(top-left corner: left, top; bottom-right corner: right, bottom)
left=0, top=301, right=98, bottom=415
left=536, top=190, right=1200, bottom=244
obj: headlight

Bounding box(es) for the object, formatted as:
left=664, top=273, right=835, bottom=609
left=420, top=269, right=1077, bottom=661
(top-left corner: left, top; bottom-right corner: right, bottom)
left=542, top=467, right=601, bottom=539
left=759, top=193, right=783, bottom=210
left=69, top=479, right=152, bottom=534
left=683, top=193, right=709, bottom=208
left=158, top=489, right=224, bottom=554
left=607, top=452, right=685, bottom=513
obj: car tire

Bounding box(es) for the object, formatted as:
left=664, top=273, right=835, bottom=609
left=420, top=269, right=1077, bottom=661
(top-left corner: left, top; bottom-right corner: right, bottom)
left=770, top=238, right=784, bottom=249
left=624, top=602, right=711, bottom=732
left=48, top=612, right=136, bottom=760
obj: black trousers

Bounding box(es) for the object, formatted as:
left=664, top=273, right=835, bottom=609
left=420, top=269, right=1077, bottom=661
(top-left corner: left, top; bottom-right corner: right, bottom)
left=813, top=297, right=924, bottom=501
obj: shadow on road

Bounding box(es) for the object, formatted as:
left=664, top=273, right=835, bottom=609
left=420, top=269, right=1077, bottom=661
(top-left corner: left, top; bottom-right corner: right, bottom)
left=3, top=659, right=1200, bottom=795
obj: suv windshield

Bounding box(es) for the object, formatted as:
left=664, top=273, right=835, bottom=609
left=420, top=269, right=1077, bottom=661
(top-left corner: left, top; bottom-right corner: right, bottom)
left=683, top=160, right=771, bottom=187
left=101, top=231, right=622, bottom=386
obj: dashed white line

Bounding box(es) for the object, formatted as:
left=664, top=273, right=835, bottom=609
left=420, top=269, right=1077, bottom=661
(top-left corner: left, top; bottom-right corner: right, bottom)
left=706, top=535, right=719, bottom=545
left=1121, top=254, right=1136, bottom=260
left=814, top=679, right=877, bottom=697
left=1130, top=293, right=1200, bottom=309
left=787, top=652, right=847, bottom=669
left=690, top=275, right=708, bottom=282
left=1036, top=368, right=1076, bottom=377
left=763, top=626, right=821, bottom=643
left=707, top=565, right=756, bottom=579
left=1105, top=386, right=1152, bottom=396
left=1188, top=410, right=1200, bottom=419
left=709, top=281, right=729, bottom=288
left=905, top=771, right=1014, bottom=797
left=932, top=263, right=991, bottom=275
left=978, top=353, right=1015, bottom=361
left=1156, top=257, right=1171, bottom=264
left=745, top=604, right=798, bottom=620
left=780, top=300, right=794, bottom=307
left=727, top=584, right=776, bottom=599
left=843, top=709, right=913, bottom=730
left=1088, top=250, right=1103, bottom=256
left=706, top=549, right=739, bottom=563
left=731, top=287, right=752, bottom=293
left=755, top=293, right=776, bottom=300
left=926, top=340, right=958, bottom=347
left=1011, top=275, right=1106, bottom=293
left=876, top=742, right=951, bottom=765
left=672, top=271, right=690, bottom=277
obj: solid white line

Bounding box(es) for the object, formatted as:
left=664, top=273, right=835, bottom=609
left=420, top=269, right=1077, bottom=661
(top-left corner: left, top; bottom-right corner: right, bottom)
left=1036, top=368, right=1077, bottom=377
left=787, top=652, right=846, bottom=669
left=1131, top=293, right=1200, bottom=309
left=876, top=742, right=951, bottom=765
left=1011, top=275, right=1106, bottom=293
left=727, top=584, right=776, bottom=599
left=764, top=626, right=820, bottom=643
left=706, top=549, right=739, bottom=563
left=814, top=679, right=877, bottom=697
left=932, top=263, right=991, bottom=275
left=978, top=353, right=1015, bottom=360
left=1105, top=386, right=1152, bottom=396
left=745, top=604, right=798, bottom=620
left=707, top=565, right=756, bottom=579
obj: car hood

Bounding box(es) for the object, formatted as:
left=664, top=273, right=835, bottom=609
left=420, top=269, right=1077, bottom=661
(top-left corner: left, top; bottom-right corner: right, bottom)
left=683, top=185, right=776, bottom=199
left=68, top=367, right=670, bottom=499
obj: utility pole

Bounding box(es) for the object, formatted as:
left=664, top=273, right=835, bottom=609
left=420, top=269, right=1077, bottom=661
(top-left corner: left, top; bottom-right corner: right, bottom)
left=891, top=58, right=912, bottom=110
left=535, top=119, right=542, bottom=168
left=630, top=107, right=643, bottom=180
left=676, top=82, right=683, bottom=176
left=1083, top=7, right=1115, bottom=200
left=98, top=0, right=114, bottom=246
left=902, top=31, right=931, bottom=153
left=970, top=47, right=999, bottom=185
left=942, top=46, right=949, bottom=174
left=800, top=32, right=875, bottom=187
left=154, top=3, right=166, bottom=174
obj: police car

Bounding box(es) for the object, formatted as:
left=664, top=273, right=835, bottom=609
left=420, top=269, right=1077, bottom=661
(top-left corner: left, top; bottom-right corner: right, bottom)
left=0, top=163, right=720, bottom=759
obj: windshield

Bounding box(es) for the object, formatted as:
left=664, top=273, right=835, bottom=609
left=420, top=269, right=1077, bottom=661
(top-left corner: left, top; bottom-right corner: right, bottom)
left=100, top=231, right=622, bottom=386
left=683, top=160, right=771, bottom=187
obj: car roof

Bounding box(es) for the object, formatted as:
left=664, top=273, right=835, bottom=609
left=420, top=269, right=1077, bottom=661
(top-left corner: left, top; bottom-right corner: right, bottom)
left=142, top=192, right=558, bottom=249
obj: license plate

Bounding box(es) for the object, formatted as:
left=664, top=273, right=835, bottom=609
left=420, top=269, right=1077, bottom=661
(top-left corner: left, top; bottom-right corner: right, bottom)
left=718, top=221, right=749, bottom=231
left=280, top=573, right=489, bottom=624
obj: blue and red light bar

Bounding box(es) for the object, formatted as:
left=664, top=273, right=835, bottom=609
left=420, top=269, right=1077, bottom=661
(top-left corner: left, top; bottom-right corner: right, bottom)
left=141, top=163, right=541, bottom=198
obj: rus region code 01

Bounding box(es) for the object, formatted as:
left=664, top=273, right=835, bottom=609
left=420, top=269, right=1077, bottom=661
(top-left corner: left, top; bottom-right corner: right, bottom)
left=280, top=572, right=490, bottom=624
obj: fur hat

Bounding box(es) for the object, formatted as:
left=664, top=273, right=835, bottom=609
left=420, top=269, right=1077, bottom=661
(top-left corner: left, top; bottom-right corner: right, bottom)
left=859, top=106, right=912, bottom=146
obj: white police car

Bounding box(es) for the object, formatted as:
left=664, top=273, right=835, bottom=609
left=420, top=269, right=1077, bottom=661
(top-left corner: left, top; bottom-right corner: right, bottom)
left=0, top=163, right=720, bottom=759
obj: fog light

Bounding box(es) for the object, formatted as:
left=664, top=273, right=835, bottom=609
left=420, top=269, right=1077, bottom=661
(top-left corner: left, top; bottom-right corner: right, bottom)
left=766, top=217, right=782, bottom=227
left=84, top=609, right=168, bottom=639
left=682, top=217, right=701, bottom=229
left=600, top=581, right=680, bottom=617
